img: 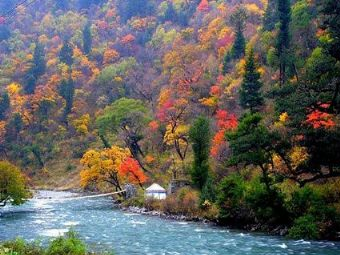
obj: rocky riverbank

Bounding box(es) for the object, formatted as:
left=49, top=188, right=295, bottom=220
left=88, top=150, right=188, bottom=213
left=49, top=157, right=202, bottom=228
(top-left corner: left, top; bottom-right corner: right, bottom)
left=121, top=206, right=213, bottom=224
left=120, top=205, right=290, bottom=237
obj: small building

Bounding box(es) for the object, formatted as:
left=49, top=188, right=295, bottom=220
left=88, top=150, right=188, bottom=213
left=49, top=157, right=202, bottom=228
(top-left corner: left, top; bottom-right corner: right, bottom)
left=145, top=183, right=167, bottom=200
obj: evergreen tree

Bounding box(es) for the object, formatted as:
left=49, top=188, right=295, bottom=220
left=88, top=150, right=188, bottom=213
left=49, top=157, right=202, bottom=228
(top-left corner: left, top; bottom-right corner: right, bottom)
left=24, top=75, right=37, bottom=95
left=230, top=6, right=247, bottom=58
left=189, top=116, right=210, bottom=190
left=276, top=0, right=291, bottom=85
left=59, top=79, right=75, bottom=123
left=222, top=7, right=247, bottom=73
left=82, top=22, right=92, bottom=55
left=263, top=0, right=278, bottom=31
left=239, top=49, right=264, bottom=112
left=32, top=42, right=46, bottom=77
left=24, top=42, right=45, bottom=94
left=318, top=0, right=340, bottom=62
left=231, top=28, right=246, bottom=59
left=59, top=40, right=74, bottom=66
left=0, top=92, right=10, bottom=120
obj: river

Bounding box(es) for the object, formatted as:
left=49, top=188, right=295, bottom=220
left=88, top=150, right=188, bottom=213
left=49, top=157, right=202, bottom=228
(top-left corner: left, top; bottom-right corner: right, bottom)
left=0, top=190, right=340, bottom=255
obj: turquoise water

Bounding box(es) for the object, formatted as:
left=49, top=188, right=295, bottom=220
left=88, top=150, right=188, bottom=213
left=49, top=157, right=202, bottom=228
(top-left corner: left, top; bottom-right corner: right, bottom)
left=1, top=191, right=340, bottom=255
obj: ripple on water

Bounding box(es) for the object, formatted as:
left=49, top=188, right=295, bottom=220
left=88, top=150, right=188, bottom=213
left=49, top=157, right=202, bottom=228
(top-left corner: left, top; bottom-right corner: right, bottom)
left=41, top=229, right=68, bottom=237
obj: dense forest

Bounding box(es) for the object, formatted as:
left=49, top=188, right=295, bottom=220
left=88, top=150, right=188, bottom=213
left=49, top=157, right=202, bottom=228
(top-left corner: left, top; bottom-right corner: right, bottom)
left=1, top=0, right=340, bottom=241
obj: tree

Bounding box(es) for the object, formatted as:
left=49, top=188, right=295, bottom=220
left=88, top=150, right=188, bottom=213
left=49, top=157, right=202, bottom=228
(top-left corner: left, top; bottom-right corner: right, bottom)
left=59, top=40, right=74, bottom=66
left=0, top=92, right=10, bottom=120
left=96, top=98, right=150, bottom=171
left=239, top=49, right=264, bottom=112
left=276, top=0, right=291, bottom=85
left=227, top=113, right=278, bottom=189
left=263, top=0, right=278, bottom=31
left=82, top=22, right=92, bottom=55
left=222, top=6, right=247, bottom=73
left=0, top=161, right=28, bottom=206
left=59, top=79, right=75, bottom=123
left=32, top=42, right=46, bottom=77
left=80, top=146, right=147, bottom=193
left=318, top=0, right=340, bottom=62
left=24, top=42, right=46, bottom=94
left=189, top=117, right=210, bottom=190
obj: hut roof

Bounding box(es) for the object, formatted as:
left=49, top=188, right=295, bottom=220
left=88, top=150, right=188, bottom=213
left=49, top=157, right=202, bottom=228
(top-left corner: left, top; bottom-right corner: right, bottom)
left=146, top=183, right=166, bottom=193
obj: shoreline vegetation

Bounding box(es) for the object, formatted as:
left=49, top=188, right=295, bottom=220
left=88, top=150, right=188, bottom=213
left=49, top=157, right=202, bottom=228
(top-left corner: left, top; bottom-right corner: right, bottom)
left=0, top=231, right=114, bottom=255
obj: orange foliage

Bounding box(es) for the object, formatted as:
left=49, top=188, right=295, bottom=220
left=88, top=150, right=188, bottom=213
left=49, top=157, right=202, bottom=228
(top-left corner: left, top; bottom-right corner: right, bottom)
left=119, top=157, right=147, bottom=185
left=103, top=49, right=120, bottom=65
left=306, top=108, right=335, bottom=129
left=148, top=120, right=159, bottom=131
left=121, top=34, right=136, bottom=44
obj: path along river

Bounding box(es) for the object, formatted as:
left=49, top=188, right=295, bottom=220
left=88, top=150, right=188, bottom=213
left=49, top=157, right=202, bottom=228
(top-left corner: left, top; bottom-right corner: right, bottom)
left=1, top=190, right=340, bottom=255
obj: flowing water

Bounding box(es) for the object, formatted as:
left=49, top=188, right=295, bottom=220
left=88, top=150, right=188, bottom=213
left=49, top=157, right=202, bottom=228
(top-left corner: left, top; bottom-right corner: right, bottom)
left=0, top=190, right=340, bottom=255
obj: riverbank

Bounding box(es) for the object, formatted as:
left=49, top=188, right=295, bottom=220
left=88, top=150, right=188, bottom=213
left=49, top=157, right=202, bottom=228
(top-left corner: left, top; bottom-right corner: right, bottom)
left=120, top=205, right=290, bottom=237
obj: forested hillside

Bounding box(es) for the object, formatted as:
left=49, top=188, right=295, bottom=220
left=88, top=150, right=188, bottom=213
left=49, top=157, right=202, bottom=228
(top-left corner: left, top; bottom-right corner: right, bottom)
left=0, top=0, right=340, bottom=240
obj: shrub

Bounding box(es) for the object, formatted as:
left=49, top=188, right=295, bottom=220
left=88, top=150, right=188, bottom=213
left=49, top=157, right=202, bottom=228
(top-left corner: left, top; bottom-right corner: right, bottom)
left=46, top=231, right=86, bottom=255
left=245, top=177, right=287, bottom=224
left=1, top=239, right=42, bottom=255
left=288, top=215, right=319, bottom=239
left=216, top=174, right=248, bottom=224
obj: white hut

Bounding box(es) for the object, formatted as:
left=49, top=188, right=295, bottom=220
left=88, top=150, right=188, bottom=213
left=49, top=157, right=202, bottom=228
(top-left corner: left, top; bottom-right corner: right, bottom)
left=145, top=183, right=167, bottom=200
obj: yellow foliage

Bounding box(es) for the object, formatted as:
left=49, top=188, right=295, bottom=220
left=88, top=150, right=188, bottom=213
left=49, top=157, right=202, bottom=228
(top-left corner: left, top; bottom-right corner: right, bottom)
left=80, top=146, right=131, bottom=188
left=199, top=97, right=218, bottom=108
left=289, top=146, right=309, bottom=171
left=164, top=124, right=189, bottom=147
left=7, top=83, right=22, bottom=95
left=236, top=58, right=246, bottom=76
left=72, top=114, right=91, bottom=135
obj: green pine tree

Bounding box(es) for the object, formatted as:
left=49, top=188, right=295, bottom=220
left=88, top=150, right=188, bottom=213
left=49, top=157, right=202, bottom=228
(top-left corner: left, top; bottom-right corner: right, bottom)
left=263, top=0, right=278, bottom=31
left=0, top=92, right=10, bottom=120
left=83, top=22, right=92, bottom=55
left=189, top=116, right=211, bottom=190
left=59, top=40, right=74, bottom=66
left=276, top=0, right=291, bottom=85
left=59, top=79, right=75, bottom=123
left=24, top=42, right=46, bottom=94
left=239, top=49, right=264, bottom=112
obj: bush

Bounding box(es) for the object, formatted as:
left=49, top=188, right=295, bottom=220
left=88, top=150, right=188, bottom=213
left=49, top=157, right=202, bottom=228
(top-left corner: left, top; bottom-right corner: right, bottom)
left=161, top=187, right=200, bottom=216
left=216, top=174, right=249, bottom=224
left=245, top=177, right=287, bottom=224
left=1, top=238, right=42, bottom=255
left=288, top=215, right=319, bottom=240
left=46, top=231, right=86, bottom=255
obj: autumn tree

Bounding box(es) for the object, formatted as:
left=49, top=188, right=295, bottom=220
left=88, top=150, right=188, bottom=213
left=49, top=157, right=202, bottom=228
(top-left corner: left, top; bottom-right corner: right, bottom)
left=82, top=22, right=92, bottom=55
left=239, top=49, right=264, bottom=112
left=0, top=161, right=29, bottom=206
left=59, top=40, right=74, bottom=66
left=189, top=117, right=210, bottom=190
left=80, top=146, right=147, bottom=193
left=96, top=98, right=150, bottom=171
